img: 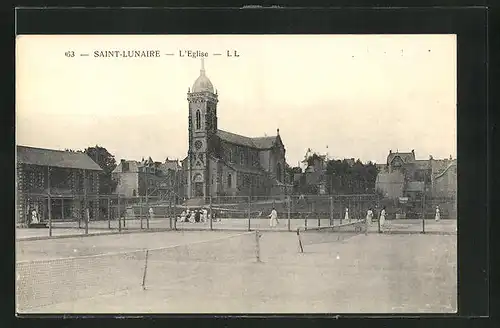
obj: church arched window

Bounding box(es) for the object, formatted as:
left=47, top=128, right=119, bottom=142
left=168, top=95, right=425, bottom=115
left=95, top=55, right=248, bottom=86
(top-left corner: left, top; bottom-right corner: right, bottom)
left=276, top=163, right=282, bottom=182
left=227, top=174, right=232, bottom=188
left=196, top=110, right=201, bottom=130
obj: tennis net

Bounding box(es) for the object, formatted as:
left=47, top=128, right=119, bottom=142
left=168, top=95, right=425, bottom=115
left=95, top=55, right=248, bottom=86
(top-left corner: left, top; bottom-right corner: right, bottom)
left=16, top=231, right=260, bottom=312
left=297, top=220, right=367, bottom=251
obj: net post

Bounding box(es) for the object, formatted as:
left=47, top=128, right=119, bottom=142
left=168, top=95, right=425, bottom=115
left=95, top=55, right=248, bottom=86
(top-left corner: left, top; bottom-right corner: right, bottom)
left=118, top=194, right=122, bottom=232
left=297, top=228, right=304, bottom=253
left=209, top=196, right=213, bottom=231
left=255, top=230, right=261, bottom=262
left=287, top=196, right=291, bottom=232
left=107, top=196, right=111, bottom=230
left=247, top=196, right=251, bottom=232
left=304, top=213, right=308, bottom=231
left=48, top=194, right=52, bottom=237
left=142, top=249, right=149, bottom=290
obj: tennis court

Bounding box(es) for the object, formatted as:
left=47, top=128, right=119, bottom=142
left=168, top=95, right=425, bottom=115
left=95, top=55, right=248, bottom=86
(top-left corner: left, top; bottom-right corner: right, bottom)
left=16, top=226, right=457, bottom=314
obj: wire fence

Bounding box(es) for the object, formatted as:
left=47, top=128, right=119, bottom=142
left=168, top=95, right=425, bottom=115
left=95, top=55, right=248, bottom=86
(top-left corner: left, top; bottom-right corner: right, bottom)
left=17, top=192, right=456, bottom=237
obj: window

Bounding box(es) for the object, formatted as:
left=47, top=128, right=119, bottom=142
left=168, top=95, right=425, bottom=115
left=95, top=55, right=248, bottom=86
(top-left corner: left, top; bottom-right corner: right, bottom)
left=227, top=174, right=232, bottom=188
left=276, top=163, right=282, bottom=182
left=122, top=162, right=129, bottom=172
left=240, top=152, right=245, bottom=165
left=196, top=110, right=201, bottom=130
left=228, top=149, right=233, bottom=163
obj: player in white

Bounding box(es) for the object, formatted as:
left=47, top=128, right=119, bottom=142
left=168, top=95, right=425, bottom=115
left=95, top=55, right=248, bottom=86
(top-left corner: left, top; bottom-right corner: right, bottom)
left=148, top=207, right=154, bottom=221
left=202, top=208, right=208, bottom=223
left=435, top=205, right=441, bottom=222
left=31, top=208, right=39, bottom=224
left=180, top=210, right=186, bottom=222
left=269, top=207, right=278, bottom=227
left=365, top=208, right=373, bottom=233
left=379, top=206, right=386, bottom=227
left=344, top=207, right=349, bottom=222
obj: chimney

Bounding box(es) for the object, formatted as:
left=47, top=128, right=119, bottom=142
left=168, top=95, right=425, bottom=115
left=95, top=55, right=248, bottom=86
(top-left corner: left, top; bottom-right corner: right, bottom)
left=389, top=149, right=392, bottom=154
left=411, top=149, right=415, bottom=156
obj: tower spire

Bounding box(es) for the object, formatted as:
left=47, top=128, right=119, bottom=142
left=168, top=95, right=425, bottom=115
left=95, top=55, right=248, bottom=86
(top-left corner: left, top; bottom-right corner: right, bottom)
left=200, top=57, right=205, bottom=75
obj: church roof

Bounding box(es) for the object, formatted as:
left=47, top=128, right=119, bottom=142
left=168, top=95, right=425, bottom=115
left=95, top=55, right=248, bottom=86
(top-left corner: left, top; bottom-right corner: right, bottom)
left=217, top=129, right=278, bottom=150
left=191, top=58, right=214, bottom=93
left=252, top=136, right=277, bottom=149
left=17, top=145, right=102, bottom=171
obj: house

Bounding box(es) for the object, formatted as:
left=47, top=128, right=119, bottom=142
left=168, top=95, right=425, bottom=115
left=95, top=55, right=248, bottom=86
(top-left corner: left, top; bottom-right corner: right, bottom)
left=112, top=157, right=182, bottom=202
left=16, top=145, right=102, bottom=226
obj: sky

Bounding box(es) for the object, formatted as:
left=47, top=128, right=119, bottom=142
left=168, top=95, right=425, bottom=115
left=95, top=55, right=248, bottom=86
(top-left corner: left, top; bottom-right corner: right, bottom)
left=16, top=34, right=456, bottom=167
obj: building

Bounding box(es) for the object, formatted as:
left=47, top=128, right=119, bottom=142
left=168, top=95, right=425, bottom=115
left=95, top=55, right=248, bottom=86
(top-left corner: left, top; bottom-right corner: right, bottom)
left=183, top=59, right=291, bottom=200
left=16, top=146, right=102, bottom=226
left=112, top=157, right=182, bottom=201
left=376, top=149, right=457, bottom=200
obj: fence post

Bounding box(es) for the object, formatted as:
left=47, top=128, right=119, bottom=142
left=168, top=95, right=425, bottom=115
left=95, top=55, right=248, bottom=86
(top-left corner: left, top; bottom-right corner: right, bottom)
left=378, top=211, right=381, bottom=233
left=422, top=192, right=426, bottom=234
left=107, top=196, right=111, bottom=229
left=287, top=196, right=291, bottom=232
left=209, top=196, right=213, bottom=231
left=48, top=194, right=52, bottom=237
left=118, top=194, right=122, bottom=232
left=247, top=196, right=251, bottom=231
left=304, top=213, right=308, bottom=231
left=146, top=197, right=150, bottom=229
left=139, top=196, right=143, bottom=229
left=85, top=206, right=89, bottom=235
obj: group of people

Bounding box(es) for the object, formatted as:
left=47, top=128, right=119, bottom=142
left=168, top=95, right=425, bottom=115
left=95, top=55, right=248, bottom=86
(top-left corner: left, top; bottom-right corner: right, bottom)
left=364, top=205, right=442, bottom=227
left=179, top=208, right=217, bottom=223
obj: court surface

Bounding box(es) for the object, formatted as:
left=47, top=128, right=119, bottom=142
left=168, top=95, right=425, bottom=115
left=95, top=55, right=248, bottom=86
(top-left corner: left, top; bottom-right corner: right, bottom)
left=16, top=227, right=457, bottom=314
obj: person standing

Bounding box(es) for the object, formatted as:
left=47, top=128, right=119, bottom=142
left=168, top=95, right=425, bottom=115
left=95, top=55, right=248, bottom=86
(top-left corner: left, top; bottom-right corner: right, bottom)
left=31, top=208, right=39, bottom=224
left=379, top=206, right=386, bottom=227
left=202, top=208, right=208, bottom=223
left=435, top=205, right=441, bottom=222
left=269, top=207, right=278, bottom=227
left=344, top=207, right=350, bottom=222
left=365, top=208, right=373, bottom=233
left=148, top=207, right=154, bottom=221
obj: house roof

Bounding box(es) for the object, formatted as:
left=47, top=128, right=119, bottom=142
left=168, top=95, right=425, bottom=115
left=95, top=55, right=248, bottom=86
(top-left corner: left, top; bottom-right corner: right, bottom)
left=17, top=146, right=102, bottom=171
left=387, top=151, right=415, bottom=165
left=216, top=129, right=278, bottom=150
left=161, top=160, right=182, bottom=172
left=406, top=181, right=425, bottom=192
left=414, top=160, right=430, bottom=170
left=112, top=160, right=141, bottom=173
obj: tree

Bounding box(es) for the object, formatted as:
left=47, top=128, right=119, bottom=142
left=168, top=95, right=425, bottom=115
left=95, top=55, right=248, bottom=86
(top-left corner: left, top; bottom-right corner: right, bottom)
left=84, top=145, right=118, bottom=194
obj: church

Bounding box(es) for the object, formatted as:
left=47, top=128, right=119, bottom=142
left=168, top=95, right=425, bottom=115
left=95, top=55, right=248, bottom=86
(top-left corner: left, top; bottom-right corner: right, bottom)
left=181, top=59, right=291, bottom=200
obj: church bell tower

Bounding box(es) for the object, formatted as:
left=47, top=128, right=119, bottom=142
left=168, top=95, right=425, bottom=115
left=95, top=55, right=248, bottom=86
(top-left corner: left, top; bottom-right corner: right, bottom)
left=187, top=58, right=218, bottom=199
